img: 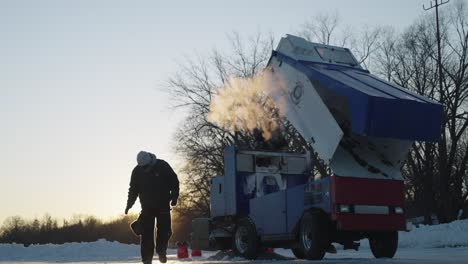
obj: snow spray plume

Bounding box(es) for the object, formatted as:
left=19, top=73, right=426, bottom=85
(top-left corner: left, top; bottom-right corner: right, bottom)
left=207, top=70, right=285, bottom=140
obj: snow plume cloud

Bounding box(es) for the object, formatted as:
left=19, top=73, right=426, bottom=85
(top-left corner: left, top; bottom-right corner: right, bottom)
left=207, top=71, right=284, bottom=140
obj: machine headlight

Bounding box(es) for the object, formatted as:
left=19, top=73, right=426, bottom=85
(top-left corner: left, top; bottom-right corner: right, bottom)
left=395, top=207, right=404, bottom=214
left=339, top=205, right=351, bottom=213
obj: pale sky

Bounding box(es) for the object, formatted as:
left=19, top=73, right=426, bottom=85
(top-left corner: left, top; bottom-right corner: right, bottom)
left=0, top=0, right=436, bottom=224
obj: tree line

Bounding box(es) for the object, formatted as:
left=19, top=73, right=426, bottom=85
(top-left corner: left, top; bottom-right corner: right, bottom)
left=0, top=213, right=191, bottom=245
left=0, top=214, right=140, bottom=245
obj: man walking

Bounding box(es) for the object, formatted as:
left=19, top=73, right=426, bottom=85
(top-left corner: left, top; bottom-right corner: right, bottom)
left=125, top=151, right=179, bottom=264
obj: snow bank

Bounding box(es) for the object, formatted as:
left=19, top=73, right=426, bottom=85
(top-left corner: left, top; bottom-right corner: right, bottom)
left=0, top=239, right=140, bottom=262
left=0, top=220, right=466, bottom=261
left=354, top=219, right=468, bottom=249
left=398, top=219, right=468, bottom=248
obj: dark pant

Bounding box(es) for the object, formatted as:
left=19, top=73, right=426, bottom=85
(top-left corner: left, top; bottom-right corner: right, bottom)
left=140, top=209, right=172, bottom=262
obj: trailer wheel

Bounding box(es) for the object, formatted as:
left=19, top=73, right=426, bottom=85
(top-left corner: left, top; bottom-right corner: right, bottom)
left=298, top=212, right=327, bottom=260
left=233, top=218, right=258, bottom=259
left=369, top=231, right=398, bottom=258
left=291, top=247, right=305, bottom=259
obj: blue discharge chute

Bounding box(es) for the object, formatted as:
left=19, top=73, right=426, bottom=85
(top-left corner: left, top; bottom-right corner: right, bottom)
left=272, top=50, right=443, bottom=141
left=266, top=34, right=443, bottom=178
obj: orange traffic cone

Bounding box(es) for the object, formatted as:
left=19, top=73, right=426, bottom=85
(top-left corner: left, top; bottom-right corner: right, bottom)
left=176, top=241, right=189, bottom=259
left=191, top=249, right=202, bottom=257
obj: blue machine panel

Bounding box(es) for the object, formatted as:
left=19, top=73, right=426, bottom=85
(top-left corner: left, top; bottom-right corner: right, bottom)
left=250, top=191, right=287, bottom=235
left=223, top=146, right=237, bottom=216
left=286, top=185, right=305, bottom=233
left=249, top=177, right=333, bottom=235
left=303, top=177, right=332, bottom=213
left=236, top=172, right=253, bottom=216
left=210, top=176, right=225, bottom=218
left=286, top=173, right=308, bottom=188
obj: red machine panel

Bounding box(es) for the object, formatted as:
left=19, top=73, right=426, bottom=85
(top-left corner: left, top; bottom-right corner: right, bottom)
left=332, top=176, right=404, bottom=206
left=331, top=176, right=406, bottom=231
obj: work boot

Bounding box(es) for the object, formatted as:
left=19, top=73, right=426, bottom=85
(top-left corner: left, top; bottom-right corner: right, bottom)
left=158, top=253, right=167, bottom=263
left=143, top=260, right=152, bottom=264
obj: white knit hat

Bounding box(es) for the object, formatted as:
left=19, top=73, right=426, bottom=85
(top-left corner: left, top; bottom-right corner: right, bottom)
left=137, top=151, right=156, bottom=166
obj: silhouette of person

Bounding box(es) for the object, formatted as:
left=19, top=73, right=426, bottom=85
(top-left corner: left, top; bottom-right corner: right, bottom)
left=125, top=151, right=179, bottom=264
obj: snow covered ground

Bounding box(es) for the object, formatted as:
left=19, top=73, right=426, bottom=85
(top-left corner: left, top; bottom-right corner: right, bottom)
left=1, top=219, right=467, bottom=263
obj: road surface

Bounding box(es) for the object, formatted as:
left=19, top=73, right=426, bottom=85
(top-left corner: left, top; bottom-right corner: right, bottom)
left=2, top=247, right=467, bottom=264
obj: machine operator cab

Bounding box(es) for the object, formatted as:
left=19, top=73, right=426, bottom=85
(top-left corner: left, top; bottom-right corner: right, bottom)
left=210, top=148, right=311, bottom=219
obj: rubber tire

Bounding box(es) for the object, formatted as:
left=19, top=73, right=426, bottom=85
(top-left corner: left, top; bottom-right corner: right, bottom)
left=214, top=237, right=232, bottom=250
left=298, top=212, right=327, bottom=260
left=369, top=231, right=398, bottom=258
left=291, top=247, right=305, bottom=259
left=233, top=218, right=259, bottom=259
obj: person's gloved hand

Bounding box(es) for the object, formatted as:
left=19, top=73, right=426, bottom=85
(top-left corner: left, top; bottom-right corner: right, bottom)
left=125, top=207, right=130, bottom=215
left=171, top=199, right=177, bottom=207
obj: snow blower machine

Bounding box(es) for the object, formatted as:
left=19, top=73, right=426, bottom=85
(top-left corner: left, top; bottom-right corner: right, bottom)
left=191, top=34, right=443, bottom=260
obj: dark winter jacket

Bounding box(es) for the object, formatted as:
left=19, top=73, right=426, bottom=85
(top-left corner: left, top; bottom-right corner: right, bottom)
left=126, top=159, right=179, bottom=211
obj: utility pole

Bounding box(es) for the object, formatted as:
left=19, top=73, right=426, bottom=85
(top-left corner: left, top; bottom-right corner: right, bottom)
left=423, top=0, right=450, bottom=224
left=423, top=0, right=449, bottom=98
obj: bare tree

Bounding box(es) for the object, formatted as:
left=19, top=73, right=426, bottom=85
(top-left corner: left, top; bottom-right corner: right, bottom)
left=298, top=12, right=383, bottom=69
left=167, top=32, right=276, bottom=218
left=352, top=26, right=384, bottom=68
left=299, top=12, right=340, bottom=45
left=374, top=27, right=398, bottom=81
left=374, top=0, right=468, bottom=223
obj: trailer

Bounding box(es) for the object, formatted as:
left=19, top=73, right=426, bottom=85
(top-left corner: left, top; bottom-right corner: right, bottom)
left=191, top=34, right=443, bottom=260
